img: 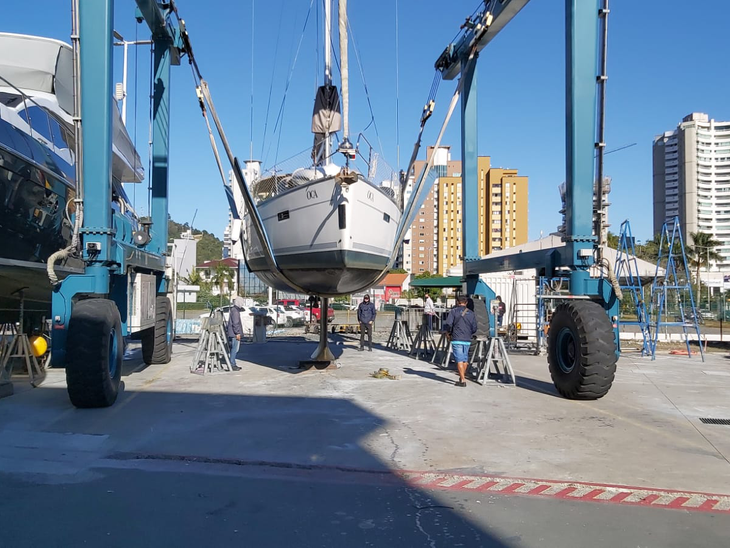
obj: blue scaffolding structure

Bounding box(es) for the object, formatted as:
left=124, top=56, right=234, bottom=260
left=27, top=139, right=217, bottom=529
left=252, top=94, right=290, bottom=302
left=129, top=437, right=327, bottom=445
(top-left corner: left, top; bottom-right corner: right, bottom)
left=614, top=220, right=650, bottom=355
left=648, top=217, right=704, bottom=361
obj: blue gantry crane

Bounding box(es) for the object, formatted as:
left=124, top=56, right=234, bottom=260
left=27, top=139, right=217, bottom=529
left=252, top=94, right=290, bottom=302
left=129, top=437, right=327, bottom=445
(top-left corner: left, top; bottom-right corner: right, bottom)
left=51, top=0, right=184, bottom=407
left=438, top=0, right=620, bottom=399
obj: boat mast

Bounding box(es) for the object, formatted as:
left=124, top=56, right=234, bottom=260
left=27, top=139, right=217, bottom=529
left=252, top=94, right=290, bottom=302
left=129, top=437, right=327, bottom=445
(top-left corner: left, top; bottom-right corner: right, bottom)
left=324, top=0, right=332, bottom=160
left=338, top=0, right=353, bottom=158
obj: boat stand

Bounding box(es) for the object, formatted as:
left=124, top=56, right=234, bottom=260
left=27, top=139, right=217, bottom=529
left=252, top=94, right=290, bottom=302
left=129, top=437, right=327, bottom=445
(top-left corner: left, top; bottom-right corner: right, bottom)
left=409, top=316, right=436, bottom=360
left=471, top=337, right=516, bottom=386
left=300, top=297, right=337, bottom=370
left=191, top=310, right=233, bottom=375
left=0, top=290, right=46, bottom=393
left=431, top=332, right=451, bottom=366
left=386, top=308, right=413, bottom=351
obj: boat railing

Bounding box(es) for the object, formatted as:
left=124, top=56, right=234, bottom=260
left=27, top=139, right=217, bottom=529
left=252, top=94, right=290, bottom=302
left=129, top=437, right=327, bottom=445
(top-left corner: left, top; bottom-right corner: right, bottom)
left=251, top=146, right=403, bottom=208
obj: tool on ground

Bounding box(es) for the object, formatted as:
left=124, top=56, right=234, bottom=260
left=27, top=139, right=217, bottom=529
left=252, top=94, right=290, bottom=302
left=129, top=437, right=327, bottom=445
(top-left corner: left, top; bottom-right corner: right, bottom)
left=370, top=368, right=400, bottom=380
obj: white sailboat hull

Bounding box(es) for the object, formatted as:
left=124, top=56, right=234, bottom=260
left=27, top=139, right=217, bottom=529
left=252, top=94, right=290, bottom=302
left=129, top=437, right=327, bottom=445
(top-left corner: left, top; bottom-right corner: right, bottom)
left=243, top=174, right=401, bottom=296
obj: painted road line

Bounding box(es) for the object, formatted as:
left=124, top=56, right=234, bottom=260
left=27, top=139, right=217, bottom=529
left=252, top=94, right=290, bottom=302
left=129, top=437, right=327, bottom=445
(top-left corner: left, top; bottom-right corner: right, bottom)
left=99, top=452, right=730, bottom=515
left=398, top=471, right=730, bottom=514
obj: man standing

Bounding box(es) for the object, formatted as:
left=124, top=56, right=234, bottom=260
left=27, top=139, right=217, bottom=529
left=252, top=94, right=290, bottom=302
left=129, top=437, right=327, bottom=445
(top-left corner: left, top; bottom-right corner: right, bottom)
left=495, top=295, right=506, bottom=327
left=357, top=294, right=376, bottom=351
left=227, top=296, right=245, bottom=370
left=442, top=295, right=477, bottom=387
left=424, top=293, right=436, bottom=331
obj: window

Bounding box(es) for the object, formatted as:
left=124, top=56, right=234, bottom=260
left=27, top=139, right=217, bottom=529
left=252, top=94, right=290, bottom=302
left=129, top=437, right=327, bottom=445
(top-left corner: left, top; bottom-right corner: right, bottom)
left=19, top=105, right=53, bottom=142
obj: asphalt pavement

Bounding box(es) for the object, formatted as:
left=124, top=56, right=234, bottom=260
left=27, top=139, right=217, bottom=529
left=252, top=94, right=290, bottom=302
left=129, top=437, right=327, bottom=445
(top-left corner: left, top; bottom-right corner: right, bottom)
left=1, top=335, right=729, bottom=547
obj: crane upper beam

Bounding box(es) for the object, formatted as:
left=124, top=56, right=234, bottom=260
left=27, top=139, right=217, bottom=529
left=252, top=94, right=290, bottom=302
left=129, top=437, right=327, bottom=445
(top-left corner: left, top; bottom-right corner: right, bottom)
left=436, top=0, right=531, bottom=80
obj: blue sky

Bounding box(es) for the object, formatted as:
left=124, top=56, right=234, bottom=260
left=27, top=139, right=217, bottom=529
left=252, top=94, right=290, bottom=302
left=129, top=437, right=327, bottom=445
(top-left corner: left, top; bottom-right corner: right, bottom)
left=3, top=0, right=729, bottom=243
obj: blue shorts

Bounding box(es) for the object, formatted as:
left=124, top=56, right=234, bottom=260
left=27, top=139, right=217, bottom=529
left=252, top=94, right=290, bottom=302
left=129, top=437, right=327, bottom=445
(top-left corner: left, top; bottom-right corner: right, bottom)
left=451, top=342, right=470, bottom=362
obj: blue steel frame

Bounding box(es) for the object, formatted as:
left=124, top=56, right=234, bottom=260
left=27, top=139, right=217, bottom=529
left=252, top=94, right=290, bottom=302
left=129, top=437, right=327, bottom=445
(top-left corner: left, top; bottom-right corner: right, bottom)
left=51, top=0, right=182, bottom=366
left=614, top=220, right=650, bottom=355
left=648, top=218, right=704, bottom=361
left=436, top=0, right=618, bottom=347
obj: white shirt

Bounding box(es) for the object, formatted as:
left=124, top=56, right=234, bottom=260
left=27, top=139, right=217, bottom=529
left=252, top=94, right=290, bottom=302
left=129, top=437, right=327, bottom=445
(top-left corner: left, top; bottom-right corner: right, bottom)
left=424, top=297, right=435, bottom=315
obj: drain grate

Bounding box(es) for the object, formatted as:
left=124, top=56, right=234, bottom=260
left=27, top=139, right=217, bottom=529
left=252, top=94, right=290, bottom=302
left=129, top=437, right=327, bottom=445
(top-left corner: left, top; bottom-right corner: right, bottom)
left=699, top=418, right=730, bottom=425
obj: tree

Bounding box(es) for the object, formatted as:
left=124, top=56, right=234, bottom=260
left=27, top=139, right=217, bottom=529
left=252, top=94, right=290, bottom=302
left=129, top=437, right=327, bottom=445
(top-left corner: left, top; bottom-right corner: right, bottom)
left=183, top=269, right=203, bottom=286
left=606, top=231, right=619, bottom=249
left=168, top=218, right=225, bottom=263
left=411, top=271, right=443, bottom=299
left=637, top=233, right=684, bottom=268
left=211, top=262, right=234, bottom=306
left=389, top=268, right=408, bottom=274
left=687, top=231, right=722, bottom=293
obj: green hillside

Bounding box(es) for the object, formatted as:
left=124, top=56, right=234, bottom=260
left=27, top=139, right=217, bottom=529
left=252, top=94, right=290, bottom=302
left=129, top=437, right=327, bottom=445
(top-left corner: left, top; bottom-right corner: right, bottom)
left=168, top=217, right=224, bottom=264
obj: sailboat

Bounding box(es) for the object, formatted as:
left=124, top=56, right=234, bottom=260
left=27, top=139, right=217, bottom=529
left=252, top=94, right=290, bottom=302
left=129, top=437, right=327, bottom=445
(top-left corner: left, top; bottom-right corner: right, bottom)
left=240, top=0, right=403, bottom=297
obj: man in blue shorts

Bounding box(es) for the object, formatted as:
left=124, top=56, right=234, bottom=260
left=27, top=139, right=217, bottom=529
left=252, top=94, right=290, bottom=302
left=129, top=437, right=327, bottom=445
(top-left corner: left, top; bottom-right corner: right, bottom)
left=442, top=295, right=478, bottom=387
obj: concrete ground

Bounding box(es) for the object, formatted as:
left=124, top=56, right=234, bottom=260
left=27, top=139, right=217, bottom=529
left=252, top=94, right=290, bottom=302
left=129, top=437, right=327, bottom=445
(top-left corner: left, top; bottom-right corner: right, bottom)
left=1, top=334, right=729, bottom=547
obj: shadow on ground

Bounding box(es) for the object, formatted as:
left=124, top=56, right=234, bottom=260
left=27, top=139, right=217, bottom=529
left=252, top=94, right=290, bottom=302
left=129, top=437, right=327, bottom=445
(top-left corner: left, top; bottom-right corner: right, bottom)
left=0, top=383, right=512, bottom=547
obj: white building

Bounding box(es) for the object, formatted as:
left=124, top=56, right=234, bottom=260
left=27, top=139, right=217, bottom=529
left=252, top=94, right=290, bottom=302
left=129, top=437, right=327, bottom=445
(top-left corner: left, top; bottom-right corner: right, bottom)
left=171, top=230, right=197, bottom=281
left=223, top=162, right=260, bottom=260
left=653, top=113, right=730, bottom=270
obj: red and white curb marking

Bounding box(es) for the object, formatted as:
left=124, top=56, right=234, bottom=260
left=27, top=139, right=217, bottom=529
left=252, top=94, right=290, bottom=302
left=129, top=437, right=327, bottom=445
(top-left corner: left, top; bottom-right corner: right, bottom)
left=397, top=472, right=730, bottom=514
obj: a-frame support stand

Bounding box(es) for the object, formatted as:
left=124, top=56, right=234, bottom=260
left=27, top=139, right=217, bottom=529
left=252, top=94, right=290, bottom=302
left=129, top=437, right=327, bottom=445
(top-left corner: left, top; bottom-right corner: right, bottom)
left=614, top=220, right=651, bottom=355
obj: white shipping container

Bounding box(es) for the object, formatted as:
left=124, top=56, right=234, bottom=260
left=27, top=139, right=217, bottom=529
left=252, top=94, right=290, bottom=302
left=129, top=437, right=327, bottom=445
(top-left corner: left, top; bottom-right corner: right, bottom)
left=481, top=272, right=538, bottom=340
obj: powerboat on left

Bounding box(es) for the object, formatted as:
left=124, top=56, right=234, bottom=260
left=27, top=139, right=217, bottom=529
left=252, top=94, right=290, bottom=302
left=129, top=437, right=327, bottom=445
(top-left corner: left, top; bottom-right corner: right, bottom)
left=0, top=33, right=143, bottom=323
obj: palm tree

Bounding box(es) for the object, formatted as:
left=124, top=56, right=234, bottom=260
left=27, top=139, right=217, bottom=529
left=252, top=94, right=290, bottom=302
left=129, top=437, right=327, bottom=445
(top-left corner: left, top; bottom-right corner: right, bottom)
left=211, top=262, right=234, bottom=306
left=183, top=269, right=203, bottom=286
left=688, top=231, right=722, bottom=295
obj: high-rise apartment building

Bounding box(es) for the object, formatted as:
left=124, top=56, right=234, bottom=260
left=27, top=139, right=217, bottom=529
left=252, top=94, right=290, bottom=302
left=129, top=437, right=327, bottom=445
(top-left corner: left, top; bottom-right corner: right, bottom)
left=406, top=146, right=460, bottom=274
left=401, top=146, right=529, bottom=276
left=653, top=113, right=730, bottom=269
left=437, top=157, right=528, bottom=274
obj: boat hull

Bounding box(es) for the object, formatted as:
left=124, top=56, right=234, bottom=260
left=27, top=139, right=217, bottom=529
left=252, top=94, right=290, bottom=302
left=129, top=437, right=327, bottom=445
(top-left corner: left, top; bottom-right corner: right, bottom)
left=244, top=175, right=401, bottom=296
left=0, top=142, right=82, bottom=321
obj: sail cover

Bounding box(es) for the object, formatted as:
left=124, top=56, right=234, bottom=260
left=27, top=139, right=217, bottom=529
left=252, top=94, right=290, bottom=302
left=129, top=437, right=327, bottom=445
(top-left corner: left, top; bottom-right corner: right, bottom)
left=311, top=84, right=341, bottom=133
left=311, top=84, right=341, bottom=163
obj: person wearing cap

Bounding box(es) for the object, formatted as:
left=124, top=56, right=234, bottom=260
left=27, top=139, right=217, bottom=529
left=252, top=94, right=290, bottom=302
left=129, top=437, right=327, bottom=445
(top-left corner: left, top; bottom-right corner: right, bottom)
left=357, top=294, right=377, bottom=351
left=227, top=296, right=246, bottom=370
left=441, top=295, right=477, bottom=387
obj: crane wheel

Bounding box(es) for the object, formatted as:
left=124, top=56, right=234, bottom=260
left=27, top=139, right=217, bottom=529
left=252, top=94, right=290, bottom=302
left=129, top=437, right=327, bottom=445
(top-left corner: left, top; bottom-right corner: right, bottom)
left=547, top=300, right=616, bottom=400
left=142, top=296, right=173, bottom=365
left=66, top=299, right=123, bottom=408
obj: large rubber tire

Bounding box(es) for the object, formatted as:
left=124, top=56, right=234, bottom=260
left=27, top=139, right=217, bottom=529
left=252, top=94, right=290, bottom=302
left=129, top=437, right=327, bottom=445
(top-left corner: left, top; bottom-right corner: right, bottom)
left=66, top=299, right=123, bottom=408
left=141, top=296, right=173, bottom=365
left=547, top=300, right=617, bottom=400
left=285, top=318, right=293, bottom=328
